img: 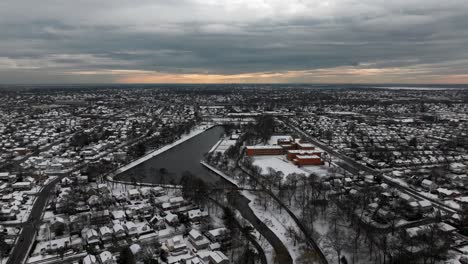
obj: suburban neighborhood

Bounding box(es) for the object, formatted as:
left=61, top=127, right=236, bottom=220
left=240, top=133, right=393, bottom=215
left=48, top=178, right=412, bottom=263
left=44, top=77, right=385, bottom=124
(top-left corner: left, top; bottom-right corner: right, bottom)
left=0, top=85, right=467, bottom=264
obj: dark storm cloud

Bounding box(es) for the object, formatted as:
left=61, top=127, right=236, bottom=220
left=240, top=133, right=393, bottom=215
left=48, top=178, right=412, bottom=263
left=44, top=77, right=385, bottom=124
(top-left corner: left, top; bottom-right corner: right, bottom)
left=1, top=0, right=468, bottom=83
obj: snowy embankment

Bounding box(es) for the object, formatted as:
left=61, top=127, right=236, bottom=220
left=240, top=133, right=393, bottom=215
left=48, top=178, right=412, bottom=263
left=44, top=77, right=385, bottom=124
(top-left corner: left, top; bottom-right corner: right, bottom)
left=110, top=125, right=214, bottom=177
left=208, top=137, right=224, bottom=153
left=209, top=136, right=237, bottom=153
left=205, top=161, right=316, bottom=263
left=241, top=190, right=309, bottom=263
left=200, top=161, right=239, bottom=187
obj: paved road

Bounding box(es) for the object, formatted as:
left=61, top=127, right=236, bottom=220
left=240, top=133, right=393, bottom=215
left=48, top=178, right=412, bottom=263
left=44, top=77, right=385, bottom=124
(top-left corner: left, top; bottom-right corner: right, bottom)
left=6, top=120, right=196, bottom=264
left=280, top=118, right=459, bottom=215
left=6, top=127, right=145, bottom=263
left=7, top=176, right=62, bottom=264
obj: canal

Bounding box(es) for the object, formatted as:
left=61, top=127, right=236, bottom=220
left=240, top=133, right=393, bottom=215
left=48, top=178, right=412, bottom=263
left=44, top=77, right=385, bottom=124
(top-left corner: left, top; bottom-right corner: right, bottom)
left=114, top=125, right=292, bottom=264
left=116, top=126, right=230, bottom=185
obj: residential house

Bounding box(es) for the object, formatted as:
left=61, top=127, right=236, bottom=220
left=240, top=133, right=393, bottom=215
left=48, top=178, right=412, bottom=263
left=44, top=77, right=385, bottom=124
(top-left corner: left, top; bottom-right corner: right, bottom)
left=206, top=228, right=230, bottom=244
left=99, top=226, right=113, bottom=242
left=99, top=251, right=116, bottom=264
left=188, top=229, right=210, bottom=250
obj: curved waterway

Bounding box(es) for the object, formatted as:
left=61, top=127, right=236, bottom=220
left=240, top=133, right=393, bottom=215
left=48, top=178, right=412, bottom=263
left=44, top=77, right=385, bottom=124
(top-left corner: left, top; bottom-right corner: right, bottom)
left=115, top=125, right=292, bottom=264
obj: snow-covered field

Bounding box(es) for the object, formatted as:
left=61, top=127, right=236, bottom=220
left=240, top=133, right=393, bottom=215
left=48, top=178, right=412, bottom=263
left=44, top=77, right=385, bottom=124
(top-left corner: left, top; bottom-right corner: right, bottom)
left=252, top=155, right=330, bottom=178
left=253, top=156, right=307, bottom=175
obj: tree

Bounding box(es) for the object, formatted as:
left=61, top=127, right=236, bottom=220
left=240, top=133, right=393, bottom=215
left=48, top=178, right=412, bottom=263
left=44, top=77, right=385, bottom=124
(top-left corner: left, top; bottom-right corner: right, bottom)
left=70, top=132, right=91, bottom=147
left=159, top=167, right=168, bottom=175
left=144, top=259, right=159, bottom=264
left=0, top=232, right=11, bottom=260
left=255, top=115, right=275, bottom=143
left=323, top=226, right=349, bottom=264
left=180, top=172, right=208, bottom=206
left=236, top=245, right=257, bottom=264
left=222, top=207, right=238, bottom=237
left=459, top=204, right=468, bottom=236
left=128, top=142, right=146, bottom=158
left=119, top=247, right=136, bottom=264
left=325, top=129, right=333, bottom=144
left=52, top=223, right=65, bottom=237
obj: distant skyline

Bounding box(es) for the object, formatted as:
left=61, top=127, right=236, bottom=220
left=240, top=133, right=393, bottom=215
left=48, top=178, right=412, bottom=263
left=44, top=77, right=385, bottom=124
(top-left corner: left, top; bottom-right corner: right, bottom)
left=1, top=0, right=468, bottom=84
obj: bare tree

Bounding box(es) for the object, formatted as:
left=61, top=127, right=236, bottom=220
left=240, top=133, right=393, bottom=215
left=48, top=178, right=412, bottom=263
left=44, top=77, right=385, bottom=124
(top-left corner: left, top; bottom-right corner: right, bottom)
left=324, top=226, right=349, bottom=264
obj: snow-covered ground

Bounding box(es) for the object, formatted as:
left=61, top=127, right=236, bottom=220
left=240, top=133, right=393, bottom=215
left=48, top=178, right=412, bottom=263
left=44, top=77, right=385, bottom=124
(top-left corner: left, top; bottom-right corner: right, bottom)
left=253, top=156, right=307, bottom=175
left=252, top=155, right=330, bottom=178
left=301, top=166, right=331, bottom=178
left=209, top=137, right=236, bottom=153
left=444, top=200, right=461, bottom=210
left=311, top=206, right=377, bottom=264
left=383, top=175, right=409, bottom=187
left=205, top=160, right=321, bottom=263
left=242, top=190, right=310, bottom=263
left=268, top=135, right=293, bottom=145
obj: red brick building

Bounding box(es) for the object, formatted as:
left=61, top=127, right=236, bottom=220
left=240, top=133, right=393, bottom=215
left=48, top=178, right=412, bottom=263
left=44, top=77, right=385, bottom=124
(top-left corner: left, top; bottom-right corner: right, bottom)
left=287, top=149, right=323, bottom=160
left=293, top=155, right=323, bottom=166
left=296, top=142, right=315, bottom=150
left=245, top=136, right=325, bottom=163
left=246, top=146, right=284, bottom=156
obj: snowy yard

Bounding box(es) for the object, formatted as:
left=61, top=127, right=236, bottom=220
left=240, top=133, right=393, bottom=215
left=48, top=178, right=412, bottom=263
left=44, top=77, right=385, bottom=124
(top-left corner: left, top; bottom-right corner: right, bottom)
left=252, top=155, right=330, bottom=178
left=253, top=156, right=307, bottom=175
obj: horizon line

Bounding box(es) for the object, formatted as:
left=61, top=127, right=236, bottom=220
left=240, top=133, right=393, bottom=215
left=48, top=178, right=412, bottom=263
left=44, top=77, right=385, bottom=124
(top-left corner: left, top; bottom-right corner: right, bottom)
left=1, top=83, right=468, bottom=86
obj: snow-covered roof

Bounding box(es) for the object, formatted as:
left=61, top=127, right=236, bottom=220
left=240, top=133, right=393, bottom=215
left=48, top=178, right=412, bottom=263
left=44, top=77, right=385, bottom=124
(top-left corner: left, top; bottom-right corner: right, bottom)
left=83, top=254, right=97, bottom=264
left=418, top=200, right=432, bottom=208
left=99, top=251, right=113, bottom=262
left=130, top=243, right=141, bottom=254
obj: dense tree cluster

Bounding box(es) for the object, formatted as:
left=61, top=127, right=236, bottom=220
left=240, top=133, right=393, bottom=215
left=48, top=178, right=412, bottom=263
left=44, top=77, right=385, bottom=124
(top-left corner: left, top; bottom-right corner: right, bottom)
left=180, top=171, right=209, bottom=207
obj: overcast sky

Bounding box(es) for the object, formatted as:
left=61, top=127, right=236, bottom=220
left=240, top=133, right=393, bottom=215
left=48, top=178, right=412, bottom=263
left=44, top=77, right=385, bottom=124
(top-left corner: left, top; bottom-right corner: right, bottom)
left=1, top=0, right=468, bottom=84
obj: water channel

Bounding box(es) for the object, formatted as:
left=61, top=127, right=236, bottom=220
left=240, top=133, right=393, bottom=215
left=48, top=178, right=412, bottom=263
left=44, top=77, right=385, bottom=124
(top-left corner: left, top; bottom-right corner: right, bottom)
left=115, top=126, right=292, bottom=264
left=116, top=126, right=230, bottom=185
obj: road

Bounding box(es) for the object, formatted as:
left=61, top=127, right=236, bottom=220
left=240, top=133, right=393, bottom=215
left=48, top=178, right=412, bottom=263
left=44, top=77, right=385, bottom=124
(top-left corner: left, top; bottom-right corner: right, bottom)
left=6, top=176, right=62, bottom=264
left=6, top=123, right=150, bottom=264
left=280, top=118, right=459, bottom=215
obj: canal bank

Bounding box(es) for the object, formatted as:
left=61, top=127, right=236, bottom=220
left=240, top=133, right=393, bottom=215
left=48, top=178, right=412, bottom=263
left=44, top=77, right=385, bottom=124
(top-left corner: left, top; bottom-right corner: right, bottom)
left=110, top=124, right=214, bottom=179
left=115, top=125, right=228, bottom=185
left=201, top=161, right=293, bottom=263
left=112, top=125, right=292, bottom=264
left=227, top=191, right=293, bottom=264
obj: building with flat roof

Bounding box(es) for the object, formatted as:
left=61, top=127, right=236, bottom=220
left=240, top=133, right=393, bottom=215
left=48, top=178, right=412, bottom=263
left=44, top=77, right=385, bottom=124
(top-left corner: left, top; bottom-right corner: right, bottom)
left=287, top=149, right=324, bottom=160
left=293, top=155, right=323, bottom=166
left=246, top=145, right=284, bottom=156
